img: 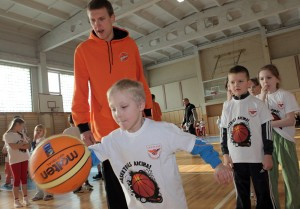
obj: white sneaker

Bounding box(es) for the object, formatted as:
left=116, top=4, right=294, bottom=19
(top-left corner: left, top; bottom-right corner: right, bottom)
left=14, top=199, right=23, bottom=208
left=23, top=197, right=30, bottom=206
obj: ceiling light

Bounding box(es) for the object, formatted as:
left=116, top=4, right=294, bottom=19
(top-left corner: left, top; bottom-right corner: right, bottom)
left=177, top=0, right=184, bottom=2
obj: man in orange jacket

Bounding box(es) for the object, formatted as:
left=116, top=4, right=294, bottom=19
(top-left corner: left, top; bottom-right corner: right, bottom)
left=72, top=1, right=152, bottom=208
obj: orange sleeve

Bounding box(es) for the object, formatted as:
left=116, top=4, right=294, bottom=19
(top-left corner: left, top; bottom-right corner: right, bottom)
left=134, top=43, right=152, bottom=110
left=157, top=102, right=162, bottom=116
left=71, top=47, right=90, bottom=126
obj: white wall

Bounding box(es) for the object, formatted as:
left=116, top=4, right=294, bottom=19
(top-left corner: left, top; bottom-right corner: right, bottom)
left=268, top=30, right=300, bottom=59
left=148, top=57, right=197, bottom=87
left=200, top=35, right=266, bottom=81
left=147, top=29, right=300, bottom=114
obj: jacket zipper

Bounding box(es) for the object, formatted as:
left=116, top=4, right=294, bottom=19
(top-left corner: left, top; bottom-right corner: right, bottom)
left=106, top=41, right=114, bottom=74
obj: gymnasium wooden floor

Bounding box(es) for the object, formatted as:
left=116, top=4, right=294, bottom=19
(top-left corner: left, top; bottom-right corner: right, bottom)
left=1, top=133, right=299, bottom=209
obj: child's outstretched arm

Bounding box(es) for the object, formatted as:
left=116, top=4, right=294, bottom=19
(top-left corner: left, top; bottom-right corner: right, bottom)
left=272, top=112, right=295, bottom=128
left=190, top=139, right=232, bottom=184
left=89, top=148, right=101, bottom=167
left=88, top=143, right=106, bottom=167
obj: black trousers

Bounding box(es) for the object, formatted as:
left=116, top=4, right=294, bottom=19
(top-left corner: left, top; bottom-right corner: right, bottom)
left=233, top=163, right=276, bottom=209
left=102, top=160, right=128, bottom=209
left=188, top=124, right=196, bottom=135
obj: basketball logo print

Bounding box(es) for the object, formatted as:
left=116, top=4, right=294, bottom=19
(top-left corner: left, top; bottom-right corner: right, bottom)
left=231, top=123, right=251, bottom=147
left=248, top=108, right=257, bottom=117
left=120, top=52, right=129, bottom=62
left=277, top=101, right=284, bottom=109
left=129, top=170, right=163, bottom=203
left=147, top=144, right=161, bottom=159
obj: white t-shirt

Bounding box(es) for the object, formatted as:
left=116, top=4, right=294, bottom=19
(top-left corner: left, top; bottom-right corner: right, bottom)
left=36, top=137, right=46, bottom=145
left=220, top=95, right=272, bottom=163
left=3, top=132, right=30, bottom=165
left=89, top=119, right=196, bottom=209
left=63, top=126, right=81, bottom=139
left=265, top=89, right=299, bottom=142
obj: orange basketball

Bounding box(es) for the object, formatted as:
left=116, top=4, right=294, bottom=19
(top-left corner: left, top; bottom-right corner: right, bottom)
left=29, top=135, right=92, bottom=194
left=232, top=124, right=249, bottom=143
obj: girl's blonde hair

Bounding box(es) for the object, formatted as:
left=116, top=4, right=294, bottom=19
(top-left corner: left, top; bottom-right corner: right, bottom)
left=259, top=64, right=280, bottom=89
left=34, top=124, right=47, bottom=138
left=107, top=79, right=145, bottom=103
left=5, top=117, right=25, bottom=134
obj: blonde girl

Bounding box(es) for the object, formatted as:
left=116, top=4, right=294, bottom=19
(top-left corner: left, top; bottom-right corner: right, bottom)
left=258, top=64, right=300, bottom=209
left=31, top=124, right=54, bottom=201
left=3, top=117, right=30, bottom=208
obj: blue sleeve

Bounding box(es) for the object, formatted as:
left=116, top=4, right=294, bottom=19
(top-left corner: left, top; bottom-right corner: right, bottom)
left=190, top=139, right=222, bottom=169
left=89, top=148, right=101, bottom=167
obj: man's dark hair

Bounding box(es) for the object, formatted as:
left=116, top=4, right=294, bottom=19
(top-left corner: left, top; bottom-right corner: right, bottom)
left=152, top=94, right=155, bottom=100
left=88, top=0, right=114, bottom=16
left=229, top=65, right=249, bottom=80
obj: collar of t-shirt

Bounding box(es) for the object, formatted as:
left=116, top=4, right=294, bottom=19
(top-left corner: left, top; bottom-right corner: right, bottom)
left=123, top=118, right=150, bottom=138
left=233, top=91, right=250, bottom=100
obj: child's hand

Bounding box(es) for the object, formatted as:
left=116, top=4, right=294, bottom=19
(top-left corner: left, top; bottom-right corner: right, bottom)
left=262, top=155, right=273, bottom=170
left=223, top=154, right=233, bottom=168
left=214, top=163, right=233, bottom=184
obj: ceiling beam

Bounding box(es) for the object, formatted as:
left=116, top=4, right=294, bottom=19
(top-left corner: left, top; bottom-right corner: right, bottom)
left=116, top=21, right=148, bottom=36
left=0, top=8, right=52, bottom=31
left=60, top=0, right=86, bottom=9
left=133, top=11, right=164, bottom=28
left=188, top=40, right=198, bottom=47
left=11, top=0, right=69, bottom=21
left=154, top=50, right=170, bottom=57
left=185, top=0, right=201, bottom=12
left=237, top=26, right=244, bottom=32
left=155, top=2, right=181, bottom=20
left=39, top=0, right=161, bottom=52
left=142, top=55, right=157, bottom=62
left=275, top=14, right=282, bottom=25
left=212, top=0, right=222, bottom=7
left=171, top=45, right=184, bottom=54
left=0, top=51, right=38, bottom=66
left=136, top=0, right=300, bottom=55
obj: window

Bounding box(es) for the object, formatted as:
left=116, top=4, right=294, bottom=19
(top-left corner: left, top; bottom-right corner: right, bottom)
left=0, top=64, right=32, bottom=112
left=48, top=72, right=74, bottom=112
left=48, top=72, right=60, bottom=93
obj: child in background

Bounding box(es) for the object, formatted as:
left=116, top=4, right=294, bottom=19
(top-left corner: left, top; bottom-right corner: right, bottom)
left=3, top=117, right=31, bottom=208
left=199, top=118, right=206, bottom=136
left=1, top=146, right=13, bottom=189
left=63, top=114, right=94, bottom=193
left=31, top=124, right=54, bottom=201
left=220, top=65, right=275, bottom=209
left=248, top=78, right=261, bottom=96
left=258, top=64, right=300, bottom=209
left=89, top=79, right=232, bottom=209
left=248, top=77, right=262, bottom=203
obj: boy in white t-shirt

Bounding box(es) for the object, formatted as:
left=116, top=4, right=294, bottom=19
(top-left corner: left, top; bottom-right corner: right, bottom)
left=89, top=79, right=232, bottom=209
left=220, top=65, right=275, bottom=209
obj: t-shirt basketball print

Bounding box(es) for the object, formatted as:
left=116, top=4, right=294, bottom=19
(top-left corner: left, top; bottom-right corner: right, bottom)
left=89, top=119, right=196, bottom=209
left=265, top=88, right=299, bottom=142
left=220, top=95, right=272, bottom=163
left=119, top=161, right=163, bottom=204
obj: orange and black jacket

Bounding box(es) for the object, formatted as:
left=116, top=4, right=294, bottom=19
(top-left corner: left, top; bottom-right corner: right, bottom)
left=72, top=27, right=152, bottom=141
